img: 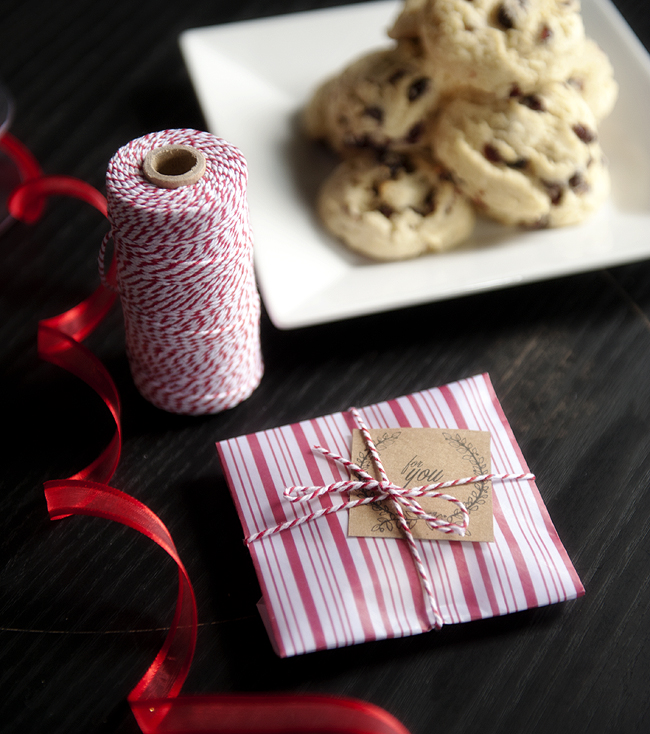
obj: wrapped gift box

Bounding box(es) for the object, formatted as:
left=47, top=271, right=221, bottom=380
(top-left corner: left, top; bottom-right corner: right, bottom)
left=216, top=373, right=584, bottom=657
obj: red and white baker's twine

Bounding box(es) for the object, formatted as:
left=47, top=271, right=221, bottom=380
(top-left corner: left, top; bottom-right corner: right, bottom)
left=101, top=129, right=263, bottom=415
left=246, top=408, right=535, bottom=630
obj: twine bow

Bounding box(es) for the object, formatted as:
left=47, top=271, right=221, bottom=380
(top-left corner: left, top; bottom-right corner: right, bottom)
left=246, top=408, right=535, bottom=630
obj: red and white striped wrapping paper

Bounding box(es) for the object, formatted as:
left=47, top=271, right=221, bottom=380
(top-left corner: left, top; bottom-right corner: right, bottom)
left=216, top=373, right=584, bottom=657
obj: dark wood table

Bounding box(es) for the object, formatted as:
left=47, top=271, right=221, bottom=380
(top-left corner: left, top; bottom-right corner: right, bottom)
left=2, top=1, right=649, bottom=732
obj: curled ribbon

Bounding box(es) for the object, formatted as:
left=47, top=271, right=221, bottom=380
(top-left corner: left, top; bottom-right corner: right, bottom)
left=3, top=131, right=413, bottom=734
left=247, top=408, right=535, bottom=630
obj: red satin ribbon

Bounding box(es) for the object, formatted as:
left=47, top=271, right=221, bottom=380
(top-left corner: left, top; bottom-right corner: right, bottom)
left=6, top=172, right=120, bottom=484
left=3, top=134, right=412, bottom=734
left=0, top=131, right=45, bottom=222
left=44, top=479, right=411, bottom=734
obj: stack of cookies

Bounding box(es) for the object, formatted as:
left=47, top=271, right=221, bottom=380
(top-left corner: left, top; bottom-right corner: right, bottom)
left=302, top=0, right=618, bottom=261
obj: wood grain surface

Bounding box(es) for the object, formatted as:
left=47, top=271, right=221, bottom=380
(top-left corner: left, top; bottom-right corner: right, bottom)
left=1, top=2, right=649, bottom=733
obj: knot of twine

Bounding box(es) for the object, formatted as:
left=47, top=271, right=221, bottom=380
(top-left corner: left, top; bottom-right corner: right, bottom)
left=246, top=408, right=535, bottom=630
left=101, top=129, right=263, bottom=416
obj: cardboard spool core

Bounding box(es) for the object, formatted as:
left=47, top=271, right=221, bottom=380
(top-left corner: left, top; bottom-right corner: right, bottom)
left=142, top=145, right=206, bottom=189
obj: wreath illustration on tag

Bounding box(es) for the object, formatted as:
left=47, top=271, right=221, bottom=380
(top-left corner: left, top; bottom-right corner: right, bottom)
left=353, top=431, right=489, bottom=536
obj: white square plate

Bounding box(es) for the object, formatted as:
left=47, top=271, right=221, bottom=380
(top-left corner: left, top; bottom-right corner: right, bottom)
left=180, top=0, right=650, bottom=329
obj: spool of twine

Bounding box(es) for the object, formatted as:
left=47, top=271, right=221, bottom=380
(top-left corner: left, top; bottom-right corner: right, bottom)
left=104, top=129, right=263, bottom=415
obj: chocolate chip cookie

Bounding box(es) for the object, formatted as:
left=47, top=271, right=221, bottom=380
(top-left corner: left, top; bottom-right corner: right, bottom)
left=432, top=80, right=609, bottom=227
left=419, top=0, right=586, bottom=97
left=302, top=42, right=440, bottom=155
left=317, top=150, right=475, bottom=260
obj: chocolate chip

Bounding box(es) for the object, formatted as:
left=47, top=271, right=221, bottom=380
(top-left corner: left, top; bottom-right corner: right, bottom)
left=573, top=124, right=596, bottom=143
left=539, top=24, right=553, bottom=42
left=496, top=4, right=515, bottom=29
left=388, top=69, right=407, bottom=85
left=378, top=203, right=394, bottom=218
left=569, top=173, right=590, bottom=193
left=402, top=158, right=416, bottom=175
left=378, top=150, right=414, bottom=177
left=345, top=133, right=373, bottom=148
left=414, top=189, right=436, bottom=216
left=519, top=94, right=545, bottom=111
left=509, top=84, right=522, bottom=97
left=408, top=77, right=430, bottom=102
left=363, top=106, right=384, bottom=123
left=507, top=158, right=528, bottom=170
left=542, top=180, right=564, bottom=205
left=483, top=144, right=503, bottom=163
left=404, top=122, right=424, bottom=144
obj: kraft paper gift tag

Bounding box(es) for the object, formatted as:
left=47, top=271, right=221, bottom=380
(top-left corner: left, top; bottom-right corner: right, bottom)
left=348, top=427, right=494, bottom=542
